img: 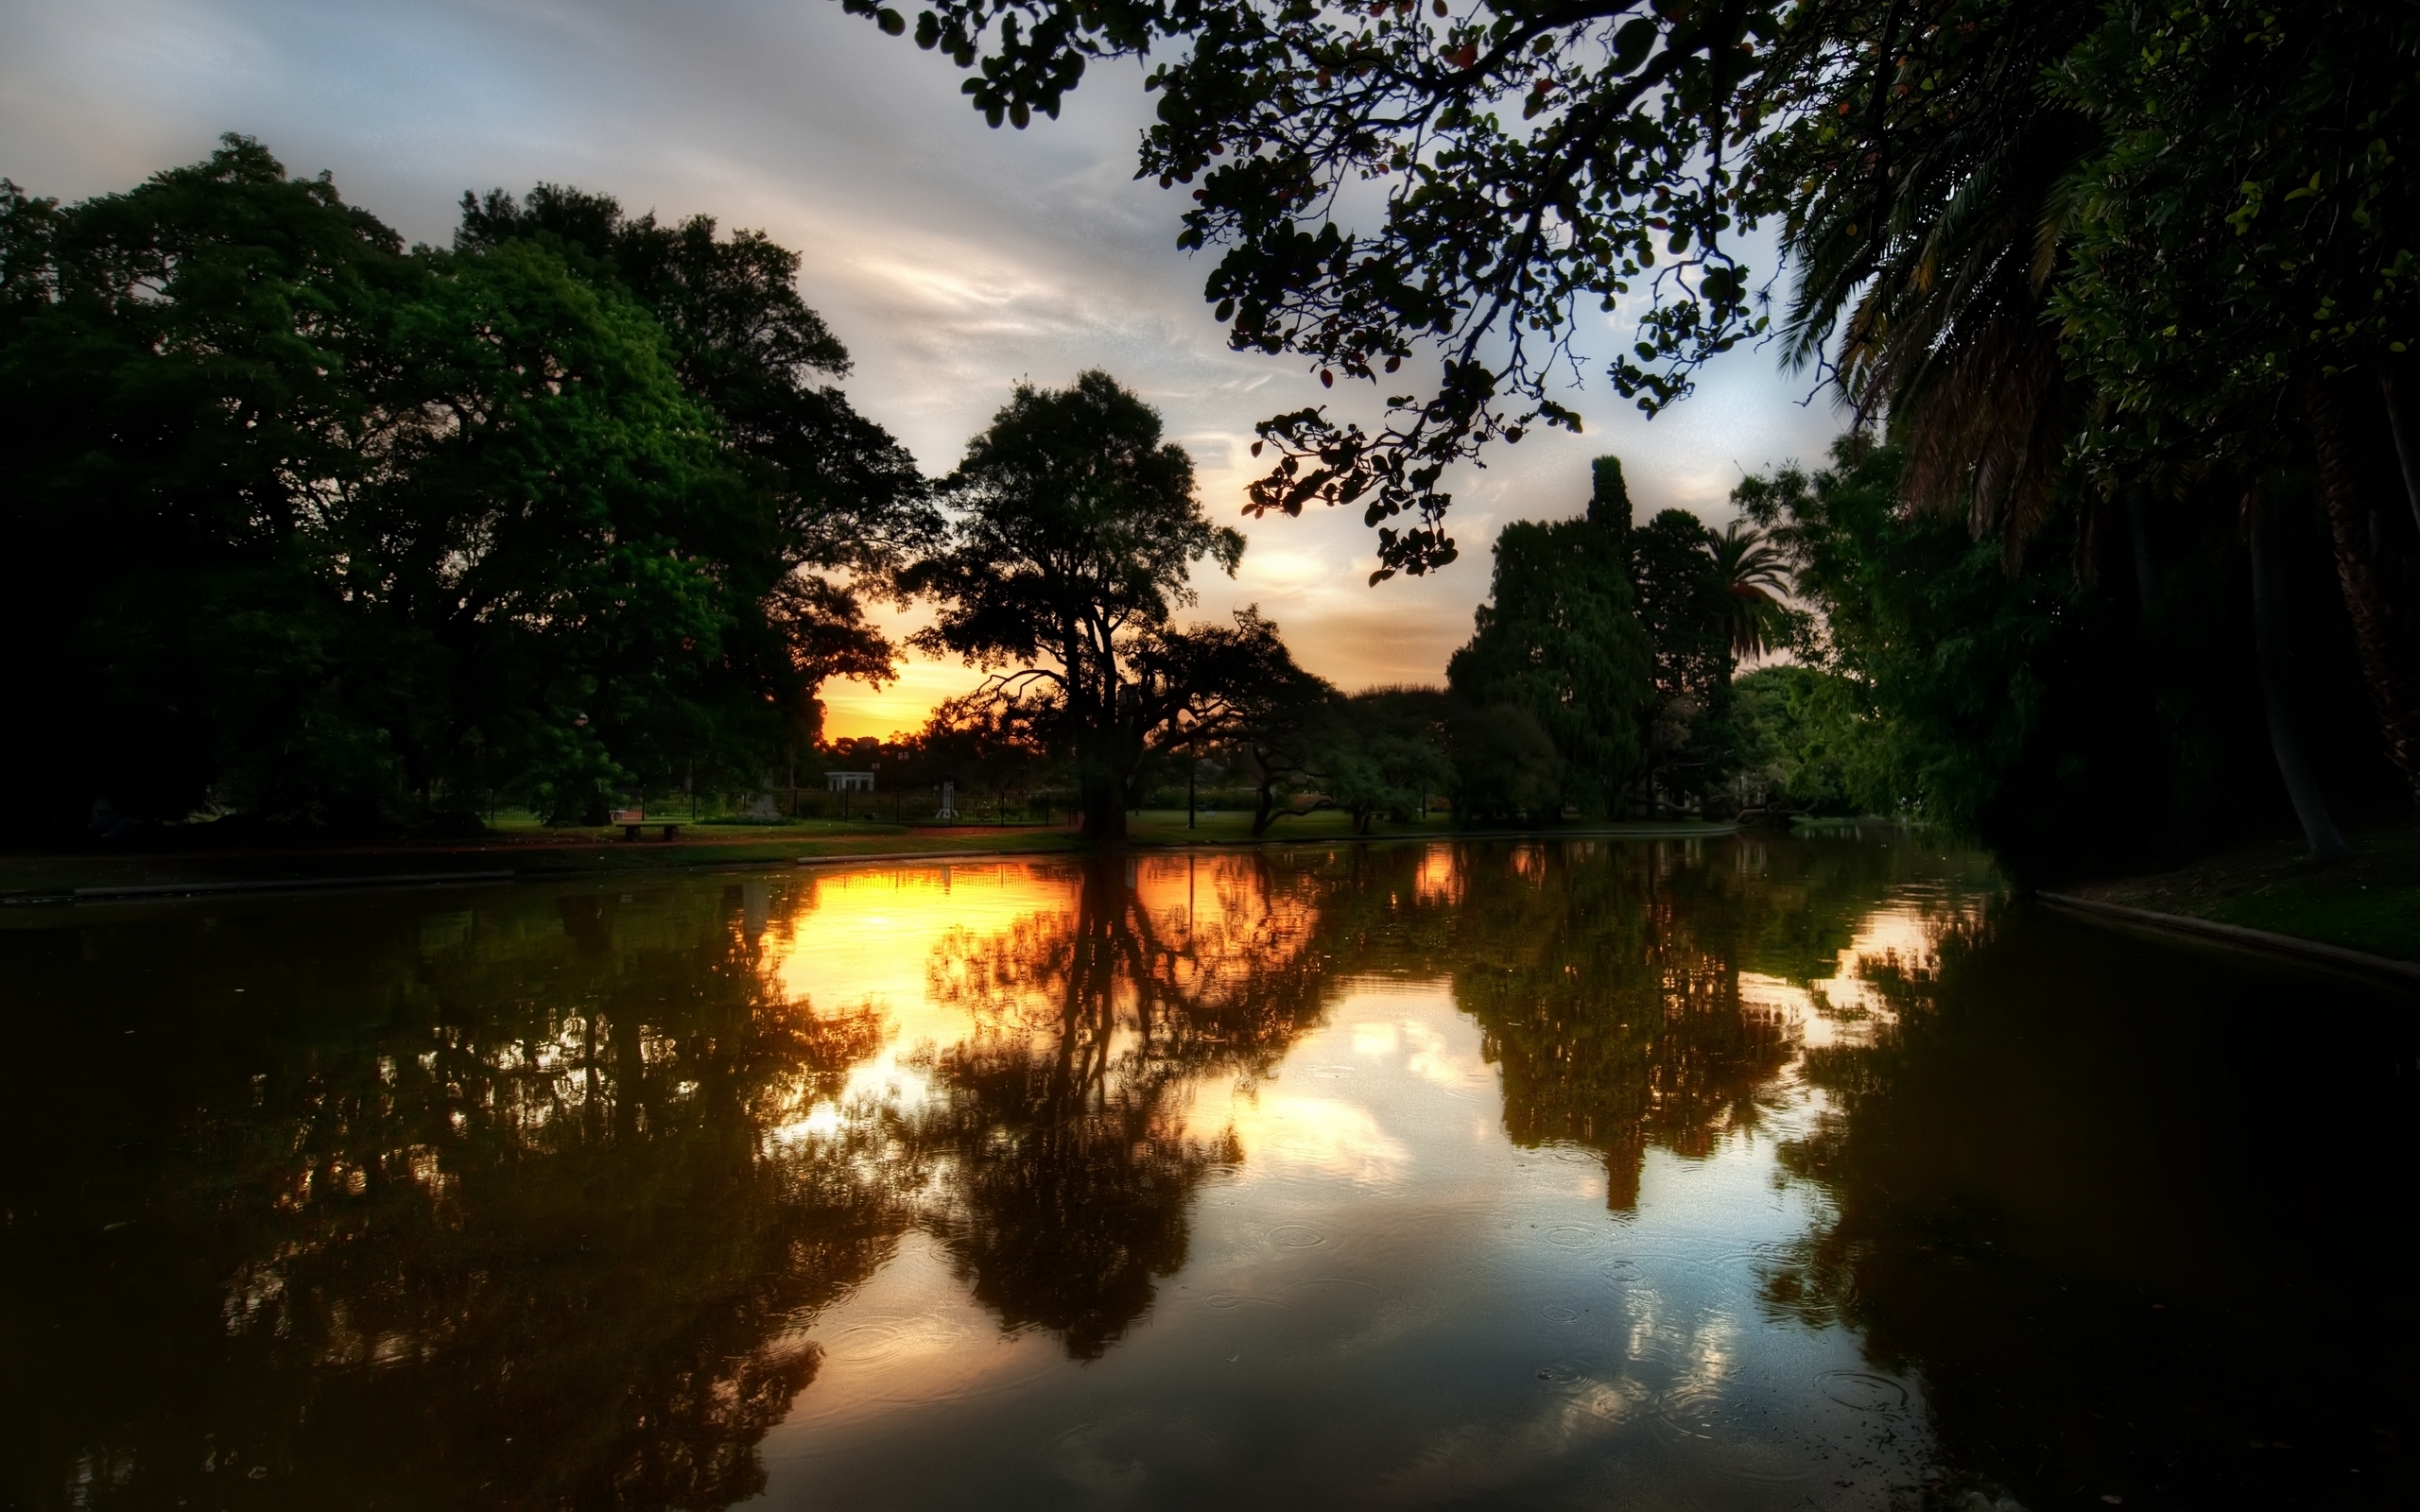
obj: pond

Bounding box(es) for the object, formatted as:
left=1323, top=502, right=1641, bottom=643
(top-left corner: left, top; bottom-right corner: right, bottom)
left=2, top=832, right=2412, bottom=1510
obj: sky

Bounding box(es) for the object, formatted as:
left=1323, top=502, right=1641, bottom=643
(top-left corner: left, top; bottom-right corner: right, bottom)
left=1, top=0, right=1850, bottom=738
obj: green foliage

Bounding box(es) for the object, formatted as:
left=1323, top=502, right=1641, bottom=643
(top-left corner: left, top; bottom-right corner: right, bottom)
left=0, top=139, right=921, bottom=837
left=1731, top=665, right=1889, bottom=816
left=1738, top=438, right=2100, bottom=851
left=1446, top=507, right=1651, bottom=816
left=904, top=370, right=1251, bottom=840
left=1, top=138, right=420, bottom=829
left=2052, top=0, right=2420, bottom=472
left=1318, top=686, right=1455, bottom=833
left=1445, top=701, right=1564, bottom=824
left=1626, top=507, right=1740, bottom=810
left=1733, top=435, right=2383, bottom=877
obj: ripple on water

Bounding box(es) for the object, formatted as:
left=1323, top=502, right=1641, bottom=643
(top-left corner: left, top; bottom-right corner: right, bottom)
left=1533, top=1360, right=1588, bottom=1385
left=1542, top=1304, right=1581, bottom=1324
left=1201, top=1292, right=1283, bottom=1310
left=1544, top=1225, right=1597, bottom=1249
left=1598, top=1259, right=1644, bottom=1282
left=1286, top=1274, right=1379, bottom=1298
left=1703, top=1241, right=1799, bottom=1275
left=1269, top=1223, right=1328, bottom=1249
left=1049, top=1411, right=1222, bottom=1479
left=821, top=1313, right=966, bottom=1366
left=1817, top=1369, right=1911, bottom=1412
left=825, top=1318, right=910, bottom=1365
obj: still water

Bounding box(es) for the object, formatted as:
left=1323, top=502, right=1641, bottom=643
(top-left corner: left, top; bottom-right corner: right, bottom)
left=3, top=833, right=2413, bottom=1510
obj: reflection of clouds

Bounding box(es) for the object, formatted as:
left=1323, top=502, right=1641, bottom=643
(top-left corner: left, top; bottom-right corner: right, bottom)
left=786, top=1233, right=1059, bottom=1430
left=1218, top=1092, right=1410, bottom=1182
left=1322, top=981, right=1498, bottom=1096
left=1742, top=895, right=1989, bottom=1050
left=1352, top=1022, right=1400, bottom=1057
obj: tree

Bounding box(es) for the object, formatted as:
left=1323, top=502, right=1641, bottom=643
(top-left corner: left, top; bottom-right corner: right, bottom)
left=370, top=236, right=790, bottom=823
left=845, top=0, right=1785, bottom=577
left=0, top=139, right=883, bottom=835
left=1711, top=520, right=1794, bottom=661
left=1321, top=687, right=1455, bottom=833
left=1445, top=699, right=1564, bottom=825
left=1755, top=0, right=2103, bottom=548
left=1731, top=663, right=1890, bottom=816
left=1444, top=467, right=1651, bottom=816
left=454, top=182, right=937, bottom=726
left=1626, top=507, right=1737, bottom=815
left=2048, top=1, right=2420, bottom=806
left=904, top=370, right=1247, bottom=841
left=0, top=137, right=423, bottom=832
left=1733, top=436, right=2385, bottom=878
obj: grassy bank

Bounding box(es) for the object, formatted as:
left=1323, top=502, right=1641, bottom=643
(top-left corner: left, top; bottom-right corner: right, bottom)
left=0, top=809, right=1744, bottom=902
left=0, top=818, right=1084, bottom=901
left=2062, top=822, right=2420, bottom=963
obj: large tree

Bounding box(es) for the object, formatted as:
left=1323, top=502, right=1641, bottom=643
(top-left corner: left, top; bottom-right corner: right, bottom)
left=1444, top=459, right=1651, bottom=816
left=0, top=138, right=421, bottom=830
left=455, top=183, right=937, bottom=725
left=904, top=370, right=1248, bottom=840
left=0, top=139, right=886, bottom=835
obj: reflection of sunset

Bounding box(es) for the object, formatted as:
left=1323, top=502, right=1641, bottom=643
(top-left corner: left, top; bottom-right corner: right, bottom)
left=9, top=833, right=2018, bottom=1508
left=769, top=863, right=1074, bottom=1037
left=1739, top=895, right=1988, bottom=1049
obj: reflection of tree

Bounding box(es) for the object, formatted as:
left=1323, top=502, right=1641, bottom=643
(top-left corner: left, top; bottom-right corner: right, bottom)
left=1759, top=904, right=2420, bottom=1506
left=1438, top=844, right=1789, bottom=1208
left=0, top=882, right=902, bottom=1511
left=0, top=831, right=2054, bottom=1507
left=1300, top=833, right=1974, bottom=1210
left=909, top=854, right=1327, bottom=1357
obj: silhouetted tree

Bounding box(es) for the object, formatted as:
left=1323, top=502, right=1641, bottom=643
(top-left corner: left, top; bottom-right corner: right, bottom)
left=904, top=371, right=1247, bottom=841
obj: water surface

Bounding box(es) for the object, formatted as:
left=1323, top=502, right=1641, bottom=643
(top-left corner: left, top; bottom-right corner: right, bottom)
left=4, top=833, right=2412, bottom=1509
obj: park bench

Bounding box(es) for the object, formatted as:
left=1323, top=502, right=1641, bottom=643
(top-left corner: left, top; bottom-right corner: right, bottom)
left=611, top=809, right=682, bottom=841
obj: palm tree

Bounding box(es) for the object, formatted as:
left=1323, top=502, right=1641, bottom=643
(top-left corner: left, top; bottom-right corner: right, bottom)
left=1712, top=521, right=1793, bottom=662
left=1765, top=0, right=2101, bottom=553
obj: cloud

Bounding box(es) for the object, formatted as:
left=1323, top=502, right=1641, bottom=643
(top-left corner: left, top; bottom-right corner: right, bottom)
left=2, top=0, right=1850, bottom=736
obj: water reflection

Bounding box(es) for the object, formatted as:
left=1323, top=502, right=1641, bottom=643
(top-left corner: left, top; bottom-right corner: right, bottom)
left=906, top=858, right=1328, bottom=1357
left=2, top=833, right=2411, bottom=1509
left=1760, top=902, right=2420, bottom=1509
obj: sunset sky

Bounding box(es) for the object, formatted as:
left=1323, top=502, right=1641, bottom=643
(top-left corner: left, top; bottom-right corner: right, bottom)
left=4, top=0, right=1848, bottom=738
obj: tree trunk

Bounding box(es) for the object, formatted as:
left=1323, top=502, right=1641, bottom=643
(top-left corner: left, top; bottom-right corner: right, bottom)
left=2307, top=374, right=2420, bottom=805
left=2380, top=367, right=2420, bottom=537
left=1079, top=771, right=1125, bottom=844
left=2124, top=486, right=2157, bottom=622
left=2247, top=487, right=2348, bottom=862
left=1251, top=747, right=1281, bottom=838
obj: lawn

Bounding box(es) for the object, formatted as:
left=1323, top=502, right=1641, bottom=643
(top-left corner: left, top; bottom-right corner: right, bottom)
left=2062, top=822, right=2420, bottom=963
left=0, top=805, right=1742, bottom=902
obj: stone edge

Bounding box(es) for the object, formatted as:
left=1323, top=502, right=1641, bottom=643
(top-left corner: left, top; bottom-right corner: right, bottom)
left=2037, top=890, right=2420, bottom=989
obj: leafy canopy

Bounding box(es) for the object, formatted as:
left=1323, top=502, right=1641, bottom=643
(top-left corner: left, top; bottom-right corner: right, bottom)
left=844, top=0, right=1784, bottom=578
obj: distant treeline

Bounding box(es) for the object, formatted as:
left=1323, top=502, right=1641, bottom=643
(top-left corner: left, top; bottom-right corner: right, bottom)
left=3, top=138, right=2399, bottom=876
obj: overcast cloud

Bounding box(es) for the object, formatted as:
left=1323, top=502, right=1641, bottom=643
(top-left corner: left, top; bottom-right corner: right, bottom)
left=2, top=0, right=1850, bottom=736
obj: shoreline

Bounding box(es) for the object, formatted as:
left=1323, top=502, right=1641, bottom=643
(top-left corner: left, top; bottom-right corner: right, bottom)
left=1, top=820, right=1749, bottom=907
left=2045, top=821, right=2420, bottom=971
left=2038, top=891, right=2420, bottom=990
